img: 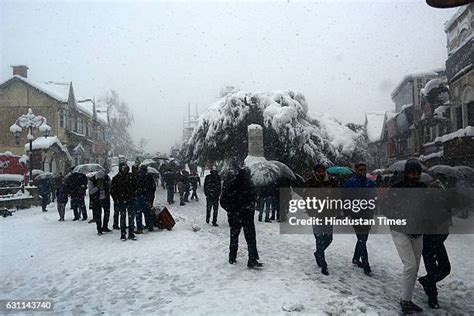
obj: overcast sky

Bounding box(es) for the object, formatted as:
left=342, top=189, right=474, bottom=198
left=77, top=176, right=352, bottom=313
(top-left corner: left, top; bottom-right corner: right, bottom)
left=1, top=0, right=458, bottom=153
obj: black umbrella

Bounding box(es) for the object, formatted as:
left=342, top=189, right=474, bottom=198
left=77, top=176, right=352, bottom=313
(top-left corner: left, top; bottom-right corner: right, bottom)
left=387, top=159, right=427, bottom=173
left=428, top=165, right=464, bottom=180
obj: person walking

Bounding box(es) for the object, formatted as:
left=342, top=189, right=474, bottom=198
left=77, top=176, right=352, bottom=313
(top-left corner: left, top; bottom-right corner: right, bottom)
left=343, top=162, right=376, bottom=276
left=304, top=164, right=337, bottom=276
left=163, top=168, right=176, bottom=204
left=88, top=170, right=112, bottom=235
left=390, top=159, right=426, bottom=315
left=56, top=174, right=68, bottom=221
left=38, top=176, right=52, bottom=212
left=135, top=165, right=156, bottom=233
left=189, top=171, right=201, bottom=201
left=204, top=169, right=222, bottom=226
left=220, top=167, right=262, bottom=269
left=111, top=162, right=137, bottom=240
left=418, top=179, right=452, bottom=309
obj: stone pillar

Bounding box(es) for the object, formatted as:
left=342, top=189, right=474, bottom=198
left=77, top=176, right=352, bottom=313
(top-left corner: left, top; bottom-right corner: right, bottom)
left=248, top=124, right=264, bottom=157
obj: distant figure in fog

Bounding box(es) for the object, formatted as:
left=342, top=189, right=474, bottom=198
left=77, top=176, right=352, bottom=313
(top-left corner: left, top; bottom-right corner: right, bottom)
left=189, top=171, right=201, bottom=201
left=163, top=168, right=176, bottom=204
left=56, top=174, right=68, bottom=221
left=37, top=176, right=52, bottom=213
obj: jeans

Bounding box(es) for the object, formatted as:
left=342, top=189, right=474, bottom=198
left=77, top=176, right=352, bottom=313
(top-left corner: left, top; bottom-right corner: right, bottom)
left=57, top=203, right=66, bottom=219
left=391, top=230, right=423, bottom=301
left=353, top=233, right=370, bottom=266
left=116, top=201, right=135, bottom=236
left=228, top=209, right=259, bottom=261
left=166, top=186, right=174, bottom=204
left=71, top=196, right=87, bottom=220
left=135, top=196, right=153, bottom=229
left=206, top=197, right=219, bottom=224
left=92, top=199, right=110, bottom=233
left=258, top=196, right=272, bottom=221
left=421, top=234, right=451, bottom=297
left=314, top=233, right=333, bottom=269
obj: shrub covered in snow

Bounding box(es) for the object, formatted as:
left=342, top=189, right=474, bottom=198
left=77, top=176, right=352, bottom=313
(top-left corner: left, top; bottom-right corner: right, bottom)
left=185, top=91, right=367, bottom=173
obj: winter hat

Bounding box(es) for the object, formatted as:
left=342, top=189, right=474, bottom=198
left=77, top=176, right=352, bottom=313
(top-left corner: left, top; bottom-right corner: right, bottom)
left=404, top=159, right=422, bottom=174
left=354, top=162, right=367, bottom=169
left=96, top=170, right=105, bottom=179
left=119, top=162, right=127, bottom=169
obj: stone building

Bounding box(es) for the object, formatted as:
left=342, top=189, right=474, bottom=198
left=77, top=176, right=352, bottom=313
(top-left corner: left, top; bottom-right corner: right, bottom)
left=0, top=66, right=109, bottom=173
left=443, top=3, right=474, bottom=166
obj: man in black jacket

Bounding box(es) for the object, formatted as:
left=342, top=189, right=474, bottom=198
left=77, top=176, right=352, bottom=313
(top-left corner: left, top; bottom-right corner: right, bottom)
left=220, top=167, right=262, bottom=269
left=88, top=170, right=111, bottom=235
left=204, top=169, right=221, bottom=226
left=135, top=165, right=156, bottom=233
left=111, top=163, right=137, bottom=240
left=66, top=172, right=88, bottom=221
left=163, top=168, right=176, bottom=204
left=304, top=164, right=337, bottom=276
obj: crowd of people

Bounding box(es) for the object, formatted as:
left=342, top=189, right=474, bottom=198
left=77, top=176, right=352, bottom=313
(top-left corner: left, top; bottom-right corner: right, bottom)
left=35, top=157, right=455, bottom=314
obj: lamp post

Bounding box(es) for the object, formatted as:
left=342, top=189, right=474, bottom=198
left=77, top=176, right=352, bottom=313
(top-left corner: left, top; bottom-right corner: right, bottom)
left=10, top=108, right=51, bottom=186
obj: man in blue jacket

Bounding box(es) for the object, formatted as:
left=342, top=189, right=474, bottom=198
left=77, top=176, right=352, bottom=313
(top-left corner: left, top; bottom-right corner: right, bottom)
left=343, top=162, right=376, bottom=276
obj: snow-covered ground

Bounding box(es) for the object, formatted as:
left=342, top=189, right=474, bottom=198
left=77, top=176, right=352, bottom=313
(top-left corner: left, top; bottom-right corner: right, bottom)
left=1, top=185, right=473, bottom=315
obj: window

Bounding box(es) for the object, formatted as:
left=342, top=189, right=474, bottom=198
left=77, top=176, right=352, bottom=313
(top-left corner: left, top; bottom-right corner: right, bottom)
left=85, top=123, right=90, bottom=137
left=77, top=118, right=84, bottom=135
left=74, top=118, right=78, bottom=132
left=468, top=102, right=474, bottom=127
left=59, top=109, right=67, bottom=128
left=456, top=106, right=463, bottom=130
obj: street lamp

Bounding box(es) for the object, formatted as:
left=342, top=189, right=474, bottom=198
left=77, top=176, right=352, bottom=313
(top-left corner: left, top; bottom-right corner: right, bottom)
left=10, top=108, right=51, bottom=185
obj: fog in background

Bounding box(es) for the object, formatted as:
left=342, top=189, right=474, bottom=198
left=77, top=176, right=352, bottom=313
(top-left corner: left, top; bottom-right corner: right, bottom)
left=1, top=0, right=457, bottom=153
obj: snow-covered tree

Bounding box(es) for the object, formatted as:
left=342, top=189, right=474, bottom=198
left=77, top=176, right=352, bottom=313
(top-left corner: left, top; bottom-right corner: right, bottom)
left=100, top=90, right=136, bottom=157
left=186, top=91, right=368, bottom=174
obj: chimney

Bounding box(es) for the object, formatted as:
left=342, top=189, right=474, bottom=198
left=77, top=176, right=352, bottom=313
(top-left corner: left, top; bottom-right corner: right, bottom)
left=11, top=65, right=29, bottom=78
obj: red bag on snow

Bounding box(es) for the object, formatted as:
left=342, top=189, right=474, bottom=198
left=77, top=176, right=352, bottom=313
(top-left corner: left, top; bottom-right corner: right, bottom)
left=153, top=206, right=175, bottom=230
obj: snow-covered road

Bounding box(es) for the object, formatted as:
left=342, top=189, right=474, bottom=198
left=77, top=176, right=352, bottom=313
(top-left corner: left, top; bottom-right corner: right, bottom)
left=1, top=186, right=473, bottom=315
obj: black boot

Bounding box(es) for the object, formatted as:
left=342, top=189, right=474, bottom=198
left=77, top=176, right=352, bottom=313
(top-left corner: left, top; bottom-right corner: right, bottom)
left=128, top=234, right=137, bottom=240
left=102, top=227, right=112, bottom=232
left=400, top=300, right=423, bottom=314
left=428, top=296, right=440, bottom=309
left=113, top=225, right=120, bottom=230
left=121, top=234, right=126, bottom=241
left=247, top=260, right=263, bottom=269
left=314, top=252, right=322, bottom=268
left=321, top=266, right=329, bottom=276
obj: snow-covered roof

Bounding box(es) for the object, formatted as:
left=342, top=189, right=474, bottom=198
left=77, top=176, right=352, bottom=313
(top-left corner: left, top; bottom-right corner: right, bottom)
left=0, top=151, right=20, bottom=157
left=365, top=112, right=386, bottom=143
left=8, top=75, right=70, bottom=102
left=422, top=77, right=447, bottom=96
left=435, top=126, right=474, bottom=144
left=401, top=104, right=413, bottom=111
left=444, top=4, right=471, bottom=32
left=248, top=124, right=262, bottom=130
left=419, top=150, right=444, bottom=162
left=434, top=105, right=450, bottom=117
left=1, top=76, right=108, bottom=125
left=25, top=136, right=72, bottom=161
left=391, top=71, right=440, bottom=98
left=0, top=174, right=24, bottom=182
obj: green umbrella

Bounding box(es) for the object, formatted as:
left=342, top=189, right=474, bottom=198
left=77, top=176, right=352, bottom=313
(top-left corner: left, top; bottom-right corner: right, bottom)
left=326, top=166, right=354, bottom=176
